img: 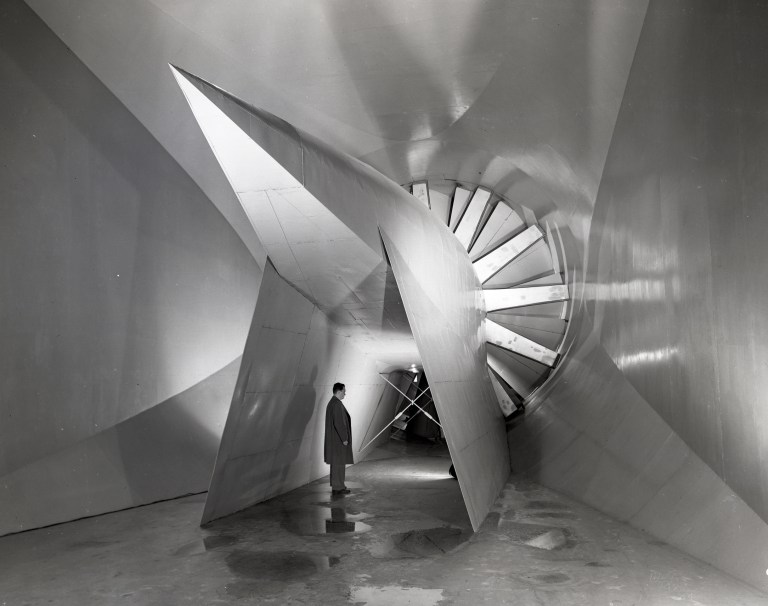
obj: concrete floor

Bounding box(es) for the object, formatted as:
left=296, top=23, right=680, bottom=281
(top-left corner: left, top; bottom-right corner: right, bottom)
left=1, top=440, right=766, bottom=605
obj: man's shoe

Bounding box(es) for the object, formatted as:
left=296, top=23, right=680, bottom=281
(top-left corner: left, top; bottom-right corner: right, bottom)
left=332, top=488, right=351, bottom=495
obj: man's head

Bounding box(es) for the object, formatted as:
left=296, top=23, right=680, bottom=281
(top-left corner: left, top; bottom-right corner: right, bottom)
left=333, top=382, right=346, bottom=400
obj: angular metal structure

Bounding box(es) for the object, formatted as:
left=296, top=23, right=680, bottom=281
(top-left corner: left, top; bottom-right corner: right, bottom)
left=201, top=260, right=400, bottom=523
left=5, top=0, right=768, bottom=594
left=173, top=68, right=508, bottom=530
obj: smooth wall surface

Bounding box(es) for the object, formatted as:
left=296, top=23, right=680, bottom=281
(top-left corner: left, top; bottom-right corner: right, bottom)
left=587, top=0, right=768, bottom=526
left=202, top=262, right=398, bottom=523
left=510, top=319, right=768, bottom=593
left=12, top=0, right=768, bottom=590
left=180, top=75, right=510, bottom=530
left=510, top=0, right=768, bottom=593
left=0, top=1, right=260, bottom=532
left=0, top=360, right=238, bottom=536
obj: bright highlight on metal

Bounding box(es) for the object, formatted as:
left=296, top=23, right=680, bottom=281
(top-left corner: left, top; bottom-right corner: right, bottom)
left=411, top=182, right=430, bottom=208
left=484, top=285, right=569, bottom=312
left=468, top=202, right=523, bottom=259
left=484, top=319, right=558, bottom=367
left=487, top=352, right=530, bottom=397
left=448, top=186, right=473, bottom=230
left=488, top=371, right=516, bottom=416
left=454, top=188, right=492, bottom=250
left=473, top=225, right=544, bottom=283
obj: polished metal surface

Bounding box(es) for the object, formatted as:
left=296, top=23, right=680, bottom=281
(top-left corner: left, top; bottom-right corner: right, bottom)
left=410, top=182, right=430, bottom=209
left=176, top=70, right=508, bottom=529
left=448, top=186, right=473, bottom=230
left=407, top=177, right=569, bottom=415
left=172, top=67, right=419, bottom=367
left=487, top=351, right=539, bottom=400
left=0, top=0, right=259, bottom=534
left=506, top=0, right=768, bottom=592
left=453, top=187, right=491, bottom=249
left=9, top=0, right=768, bottom=593
left=202, top=261, right=399, bottom=523
left=485, top=320, right=557, bottom=368
left=579, top=0, right=768, bottom=530
left=427, top=186, right=451, bottom=226
left=468, top=201, right=524, bottom=260
left=484, top=286, right=569, bottom=312
left=488, top=371, right=516, bottom=417
left=474, top=225, right=544, bottom=283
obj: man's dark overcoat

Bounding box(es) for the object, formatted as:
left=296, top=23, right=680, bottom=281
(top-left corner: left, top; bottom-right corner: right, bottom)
left=324, top=396, right=354, bottom=465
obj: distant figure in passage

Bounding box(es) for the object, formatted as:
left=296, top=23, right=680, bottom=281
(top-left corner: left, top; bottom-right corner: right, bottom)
left=324, top=382, right=353, bottom=495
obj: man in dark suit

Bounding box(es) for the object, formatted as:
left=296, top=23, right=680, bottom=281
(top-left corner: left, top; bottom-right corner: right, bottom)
left=324, top=382, right=353, bottom=495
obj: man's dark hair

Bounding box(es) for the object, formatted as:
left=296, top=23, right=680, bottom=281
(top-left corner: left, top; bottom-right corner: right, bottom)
left=333, top=382, right=345, bottom=394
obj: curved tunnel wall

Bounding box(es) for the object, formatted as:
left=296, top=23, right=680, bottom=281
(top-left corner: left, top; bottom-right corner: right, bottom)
left=0, top=1, right=261, bottom=534
left=5, top=0, right=768, bottom=593
left=509, top=0, right=768, bottom=592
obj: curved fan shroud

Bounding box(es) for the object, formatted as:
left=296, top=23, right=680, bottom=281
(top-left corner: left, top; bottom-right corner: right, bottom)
left=407, top=179, right=571, bottom=416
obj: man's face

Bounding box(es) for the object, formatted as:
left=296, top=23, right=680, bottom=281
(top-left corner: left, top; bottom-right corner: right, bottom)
left=336, top=388, right=346, bottom=400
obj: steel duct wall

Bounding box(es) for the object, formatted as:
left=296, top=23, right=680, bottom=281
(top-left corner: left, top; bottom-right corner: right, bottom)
left=510, top=0, right=768, bottom=592
left=0, top=0, right=260, bottom=534
left=7, top=0, right=768, bottom=591
left=177, top=73, right=509, bottom=530
left=202, top=261, right=399, bottom=524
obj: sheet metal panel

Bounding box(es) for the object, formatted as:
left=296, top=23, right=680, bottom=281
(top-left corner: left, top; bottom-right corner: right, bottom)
left=489, top=371, right=516, bottom=416
left=0, top=5, right=261, bottom=534
left=202, top=262, right=398, bottom=523
left=485, top=319, right=557, bottom=367
left=474, top=225, right=543, bottom=283
left=486, top=349, right=538, bottom=399
left=484, top=285, right=569, bottom=312
left=427, top=187, right=451, bottom=225
left=448, top=186, right=473, bottom=231
left=469, top=202, right=524, bottom=260
left=177, top=74, right=509, bottom=529
left=454, top=187, right=492, bottom=250
left=411, top=181, right=430, bottom=208
left=481, top=240, right=554, bottom=288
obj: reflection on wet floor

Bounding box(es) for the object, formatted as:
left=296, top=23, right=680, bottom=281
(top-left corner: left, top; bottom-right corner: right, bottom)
left=225, top=549, right=339, bottom=580
left=367, top=526, right=472, bottom=559
left=4, top=443, right=768, bottom=605
left=391, top=527, right=470, bottom=557
left=281, top=505, right=372, bottom=535
left=223, top=550, right=340, bottom=597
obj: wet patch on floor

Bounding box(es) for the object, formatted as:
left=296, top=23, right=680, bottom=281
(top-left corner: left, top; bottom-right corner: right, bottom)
left=390, top=527, right=470, bottom=557
left=585, top=561, right=611, bottom=567
left=498, top=521, right=577, bottom=551
left=281, top=506, right=372, bottom=536
left=224, top=550, right=340, bottom=589
left=349, top=584, right=444, bottom=605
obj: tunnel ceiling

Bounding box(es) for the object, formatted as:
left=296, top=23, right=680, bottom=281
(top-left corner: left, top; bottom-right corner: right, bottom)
left=20, top=0, right=649, bottom=376
left=23, top=0, right=649, bottom=252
